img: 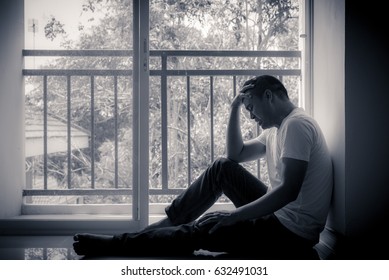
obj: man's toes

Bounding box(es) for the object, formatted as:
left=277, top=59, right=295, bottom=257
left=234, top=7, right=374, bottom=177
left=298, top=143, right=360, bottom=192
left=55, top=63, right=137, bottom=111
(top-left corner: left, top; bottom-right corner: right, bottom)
left=73, top=233, right=90, bottom=241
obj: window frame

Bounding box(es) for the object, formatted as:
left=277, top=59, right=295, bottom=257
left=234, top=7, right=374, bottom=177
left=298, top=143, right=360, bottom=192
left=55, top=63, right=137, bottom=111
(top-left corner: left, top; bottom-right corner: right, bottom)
left=0, top=0, right=312, bottom=235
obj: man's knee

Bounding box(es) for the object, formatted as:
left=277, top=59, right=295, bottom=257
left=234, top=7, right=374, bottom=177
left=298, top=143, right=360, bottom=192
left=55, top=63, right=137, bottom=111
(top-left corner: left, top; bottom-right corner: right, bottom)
left=212, top=157, right=239, bottom=171
left=212, top=157, right=238, bottom=168
left=211, top=157, right=240, bottom=179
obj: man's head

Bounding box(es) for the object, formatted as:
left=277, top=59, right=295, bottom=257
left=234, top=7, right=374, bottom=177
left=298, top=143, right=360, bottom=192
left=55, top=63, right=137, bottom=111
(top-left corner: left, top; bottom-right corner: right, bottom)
left=240, top=75, right=289, bottom=100
left=239, top=75, right=294, bottom=129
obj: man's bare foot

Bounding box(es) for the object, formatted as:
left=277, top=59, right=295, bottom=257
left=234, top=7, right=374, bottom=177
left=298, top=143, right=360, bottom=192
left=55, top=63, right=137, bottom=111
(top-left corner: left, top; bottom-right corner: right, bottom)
left=73, top=233, right=115, bottom=256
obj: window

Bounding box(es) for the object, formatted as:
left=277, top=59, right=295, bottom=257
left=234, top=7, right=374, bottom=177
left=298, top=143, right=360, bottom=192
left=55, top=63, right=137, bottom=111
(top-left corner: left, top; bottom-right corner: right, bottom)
left=23, top=0, right=309, bottom=228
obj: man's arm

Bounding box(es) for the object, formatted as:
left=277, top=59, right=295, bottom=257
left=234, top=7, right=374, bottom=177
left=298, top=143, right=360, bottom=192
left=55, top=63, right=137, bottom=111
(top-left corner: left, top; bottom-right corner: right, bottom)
left=226, top=95, right=265, bottom=163
left=231, top=157, right=308, bottom=219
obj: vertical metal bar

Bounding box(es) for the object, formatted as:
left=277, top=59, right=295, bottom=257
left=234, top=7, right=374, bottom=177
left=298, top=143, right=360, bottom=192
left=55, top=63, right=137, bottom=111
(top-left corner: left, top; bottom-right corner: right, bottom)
left=186, top=76, right=191, bottom=187
left=210, top=76, right=214, bottom=162
left=233, top=75, right=237, bottom=97
left=137, top=0, right=150, bottom=228
left=114, top=75, right=119, bottom=188
left=67, top=75, right=72, bottom=189
left=132, top=0, right=140, bottom=222
left=161, top=53, right=168, bottom=190
left=90, top=76, right=95, bottom=189
left=43, top=75, right=48, bottom=190
left=300, top=0, right=313, bottom=116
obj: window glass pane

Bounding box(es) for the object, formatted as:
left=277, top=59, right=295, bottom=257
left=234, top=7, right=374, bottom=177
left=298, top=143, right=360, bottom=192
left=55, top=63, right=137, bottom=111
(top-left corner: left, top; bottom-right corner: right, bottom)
left=24, top=0, right=134, bottom=213
left=150, top=0, right=299, bottom=51
left=149, top=0, right=301, bottom=204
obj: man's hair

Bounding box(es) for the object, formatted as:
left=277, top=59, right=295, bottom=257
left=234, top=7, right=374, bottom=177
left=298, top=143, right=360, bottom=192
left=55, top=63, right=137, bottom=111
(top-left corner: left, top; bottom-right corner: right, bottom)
left=242, top=75, right=289, bottom=100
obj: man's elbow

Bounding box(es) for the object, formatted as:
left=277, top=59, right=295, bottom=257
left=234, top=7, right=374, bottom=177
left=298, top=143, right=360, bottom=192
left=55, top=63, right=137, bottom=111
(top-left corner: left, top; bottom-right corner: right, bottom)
left=226, top=148, right=243, bottom=163
left=288, top=190, right=300, bottom=202
left=226, top=154, right=240, bottom=163
left=281, top=183, right=301, bottom=203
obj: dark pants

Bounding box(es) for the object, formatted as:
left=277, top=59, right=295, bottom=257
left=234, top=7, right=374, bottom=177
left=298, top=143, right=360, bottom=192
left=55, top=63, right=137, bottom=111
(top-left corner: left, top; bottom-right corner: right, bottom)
left=112, top=158, right=316, bottom=258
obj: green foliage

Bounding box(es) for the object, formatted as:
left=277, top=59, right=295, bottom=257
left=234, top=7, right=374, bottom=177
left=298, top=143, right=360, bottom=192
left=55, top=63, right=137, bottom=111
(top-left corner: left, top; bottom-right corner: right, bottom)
left=44, top=16, right=66, bottom=41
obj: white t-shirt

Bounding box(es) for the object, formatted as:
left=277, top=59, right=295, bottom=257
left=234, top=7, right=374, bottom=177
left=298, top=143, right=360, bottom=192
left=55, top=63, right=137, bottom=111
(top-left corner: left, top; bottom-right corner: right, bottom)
left=258, top=108, right=333, bottom=242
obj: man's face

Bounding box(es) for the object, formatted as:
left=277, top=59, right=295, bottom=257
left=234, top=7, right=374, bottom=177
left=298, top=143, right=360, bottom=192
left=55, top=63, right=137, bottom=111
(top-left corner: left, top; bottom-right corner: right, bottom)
left=241, top=90, right=273, bottom=129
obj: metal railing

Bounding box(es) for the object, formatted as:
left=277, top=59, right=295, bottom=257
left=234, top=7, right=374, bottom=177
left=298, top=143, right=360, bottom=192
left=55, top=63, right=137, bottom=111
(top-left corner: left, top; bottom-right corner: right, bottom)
left=22, top=49, right=301, bottom=202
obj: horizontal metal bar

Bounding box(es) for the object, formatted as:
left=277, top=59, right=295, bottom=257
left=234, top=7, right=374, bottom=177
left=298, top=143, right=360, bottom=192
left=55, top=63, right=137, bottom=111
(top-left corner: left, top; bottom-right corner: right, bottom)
left=23, top=69, right=299, bottom=77
left=23, top=69, right=132, bottom=76
left=150, top=50, right=301, bottom=57
left=150, top=69, right=301, bottom=76
left=23, top=188, right=185, bottom=196
left=23, top=49, right=300, bottom=58
left=23, top=49, right=133, bottom=57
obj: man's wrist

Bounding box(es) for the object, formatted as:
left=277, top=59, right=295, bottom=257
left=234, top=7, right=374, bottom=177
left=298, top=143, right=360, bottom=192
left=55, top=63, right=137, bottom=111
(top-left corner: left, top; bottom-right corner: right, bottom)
left=230, top=103, right=242, bottom=109
left=229, top=210, right=242, bottom=223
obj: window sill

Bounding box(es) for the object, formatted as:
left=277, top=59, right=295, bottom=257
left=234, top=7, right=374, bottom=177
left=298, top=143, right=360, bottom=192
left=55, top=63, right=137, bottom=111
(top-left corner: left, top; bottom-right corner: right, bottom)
left=0, top=214, right=138, bottom=236
left=1, top=203, right=234, bottom=236
left=21, top=202, right=234, bottom=215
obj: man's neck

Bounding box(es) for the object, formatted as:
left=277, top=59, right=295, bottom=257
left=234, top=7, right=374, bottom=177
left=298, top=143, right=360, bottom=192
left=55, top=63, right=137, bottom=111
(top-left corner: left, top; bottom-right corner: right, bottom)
left=275, top=102, right=296, bottom=128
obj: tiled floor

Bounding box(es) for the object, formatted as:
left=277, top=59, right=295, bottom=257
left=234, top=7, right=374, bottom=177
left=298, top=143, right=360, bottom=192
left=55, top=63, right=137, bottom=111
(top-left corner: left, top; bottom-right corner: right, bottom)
left=0, top=235, right=222, bottom=260
left=0, top=233, right=329, bottom=260
left=0, top=235, right=79, bottom=260
left=0, top=215, right=166, bottom=260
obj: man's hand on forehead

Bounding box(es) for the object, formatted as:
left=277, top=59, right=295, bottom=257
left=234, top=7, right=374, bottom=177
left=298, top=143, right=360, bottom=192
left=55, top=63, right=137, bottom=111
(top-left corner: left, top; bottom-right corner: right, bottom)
left=239, top=83, right=255, bottom=94
left=231, top=77, right=256, bottom=108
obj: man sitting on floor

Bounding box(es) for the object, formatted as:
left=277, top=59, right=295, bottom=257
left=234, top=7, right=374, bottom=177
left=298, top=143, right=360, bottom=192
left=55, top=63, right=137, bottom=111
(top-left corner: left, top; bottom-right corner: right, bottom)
left=73, top=75, right=333, bottom=259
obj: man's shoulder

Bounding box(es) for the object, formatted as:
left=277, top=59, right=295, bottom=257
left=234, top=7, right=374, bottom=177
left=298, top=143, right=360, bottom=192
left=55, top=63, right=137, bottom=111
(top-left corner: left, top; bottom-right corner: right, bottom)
left=288, top=108, right=312, bottom=121
left=284, top=108, right=318, bottom=130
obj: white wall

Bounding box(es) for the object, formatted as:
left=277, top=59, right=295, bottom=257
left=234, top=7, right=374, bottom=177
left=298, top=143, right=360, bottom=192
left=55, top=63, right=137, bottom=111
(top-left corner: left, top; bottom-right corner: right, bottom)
left=313, top=0, right=389, bottom=257
left=0, top=0, right=24, bottom=218
left=312, top=0, right=346, bottom=235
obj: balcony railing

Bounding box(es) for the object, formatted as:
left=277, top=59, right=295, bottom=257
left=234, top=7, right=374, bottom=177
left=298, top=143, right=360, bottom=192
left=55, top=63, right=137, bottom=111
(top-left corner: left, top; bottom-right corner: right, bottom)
left=22, top=49, right=301, bottom=210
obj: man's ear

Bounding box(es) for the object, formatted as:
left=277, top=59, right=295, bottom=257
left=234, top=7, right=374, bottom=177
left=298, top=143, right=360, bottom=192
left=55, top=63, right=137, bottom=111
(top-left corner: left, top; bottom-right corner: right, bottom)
left=263, top=89, right=273, bottom=102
